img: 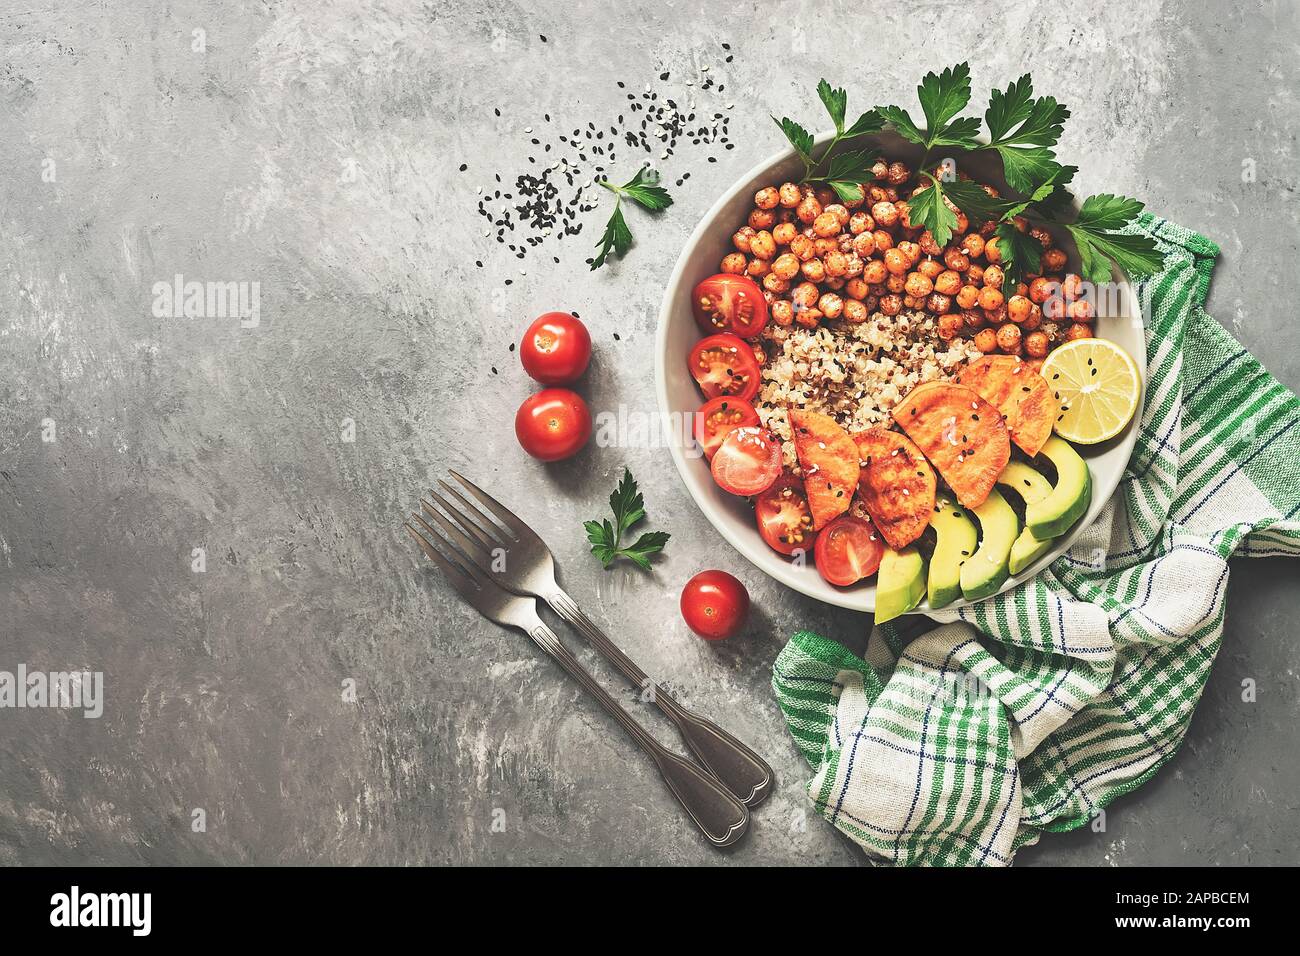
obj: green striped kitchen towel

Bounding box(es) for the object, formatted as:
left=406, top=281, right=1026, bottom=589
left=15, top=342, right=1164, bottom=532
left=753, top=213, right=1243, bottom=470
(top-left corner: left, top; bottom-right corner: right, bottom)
left=771, top=216, right=1300, bottom=866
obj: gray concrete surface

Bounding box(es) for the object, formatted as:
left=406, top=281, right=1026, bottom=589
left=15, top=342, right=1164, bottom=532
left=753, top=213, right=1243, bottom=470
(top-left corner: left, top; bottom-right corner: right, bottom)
left=0, top=0, right=1296, bottom=866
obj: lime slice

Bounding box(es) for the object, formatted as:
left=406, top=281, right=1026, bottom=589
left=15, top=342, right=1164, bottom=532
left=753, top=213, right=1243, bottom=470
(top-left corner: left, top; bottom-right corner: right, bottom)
left=1039, top=338, right=1142, bottom=444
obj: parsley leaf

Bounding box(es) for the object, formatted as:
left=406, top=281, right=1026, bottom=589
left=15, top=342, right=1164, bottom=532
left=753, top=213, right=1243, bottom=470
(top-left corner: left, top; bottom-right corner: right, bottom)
left=817, top=78, right=847, bottom=133
left=590, top=201, right=632, bottom=270
left=808, top=147, right=881, bottom=203
left=879, top=63, right=981, bottom=152
left=943, top=179, right=1015, bottom=226
left=995, top=221, right=1043, bottom=295
left=585, top=468, right=670, bottom=569
left=1065, top=194, right=1164, bottom=283
left=772, top=115, right=815, bottom=167
left=982, top=75, right=1071, bottom=194
left=907, top=177, right=960, bottom=248
left=591, top=168, right=673, bottom=270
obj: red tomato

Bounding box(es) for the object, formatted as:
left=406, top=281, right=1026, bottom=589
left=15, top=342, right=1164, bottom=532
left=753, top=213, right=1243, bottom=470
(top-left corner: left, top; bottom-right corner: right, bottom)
left=754, top=473, right=817, bottom=556
left=814, top=514, right=885, bottom=587
left=692, top=274, right=768, bottom=337
left=514, top=388, right=591, bottom=461
left=688, top=333, right=761, bottom=401
left=520, top=312, right=591, bottom=384
left=680, top=570, right=749, bottom=640
left=694, top=396, right=761, bottom=461
left=710, top=426, right=781, bottom=496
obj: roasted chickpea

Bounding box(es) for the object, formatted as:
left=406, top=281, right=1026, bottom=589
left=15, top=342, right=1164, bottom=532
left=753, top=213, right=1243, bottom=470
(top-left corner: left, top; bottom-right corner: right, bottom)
left=887, top=161, right=911, bottom=185
left=812, top=211, right=841, bottom=238
left=824, top=276, right=846, bottom=291
left=934, top=270, right=962, bottom=296
left=984, top=236, right=1003, bottom=264
left=795, top=307, right=822, bottom=328
left=871, top=201, right=899, bottom=228
left=791, top=281, right=820, bottom=308
left=1062, top=273, right=1084, bottom=301
left=1007, top=294, right=1032, bottom=323
left=896, top=201, right=914, bottom=230
left=796, top=194, right=822, bottom=225
left=867, top=184, right=890, bottom=205
left=852, top=232, right=877, bottom=259
left=897, top=241, right=922, bottom=267
left=862, top=259, right=888, bottom=285
left=749, top=230, right=776, bottom=260
left=790, top=234, right=815, bottom=261
left=754, top=186, right=780, bottom=210
left=904, top=272, right=934, bottom=298
left=883, top=186, right=900, bottom=203
left=978, top=287, right=1005, bottom=311
left=886, top=273, right=907, bottom=293
left=961, top=233, right=985, bottom=259
left=879, top=293, right=903, bottom=316
left=843, top=298, right=868, bottom=323
left=813, top=186, right=836, bottom=207
left=772, top=222, right=797, bottom=246
left=778, top=182, right=802, bottom=207
left=918, top=230, right=943, bottom=256
left=883, top=248, right=908, bottom=276
left=1067, top=299, right=1093, bottom=321
left=871, top=159, right=890, bottom=180
left=918, top=258, right=943, bottom=280
left=1022, top=303, right=1043, bottom=331
left=748, top=208, right=776, bottom=231
left=1024, top=330, right=1049, bottom=358
left=720, top=252, right=747, bottom=274
left=1066, top=321, right=1094, bottom=341
left=746, top=258, right=770, bottom=279
left=927, top=293, right=952, bottom=314
left=996, top=323, right=1022, bottom=354
left=956, top=285, right=981, bottom=310
left=763, top=273, right=790, bottom=294
left=824, top=251, right=849, bottom=278
left=967, top=263, right=986, bottom=286
left=825, top=204, right=850, bottom=226
left=944, top=247, right=970, bottom=272
left=937, top=312, right=964, bottom=341
left=771, top=299, right=794, bottom=326
left=902, top=294, right=922, bottom=311
left=801, top=258, right=826, bottom=283
left=818, top=292, right=844, bottom=319
left=849, top=211, right=873, bottom=235
left=984, top=305, right=1008, bottom=325
left=962, top=308, right=985, bottom=329
left=872, top=229, right=894, bottom=253
left=1043, top=294, right=1067, bottom=320
left=1028, top=276, right=1056, bottom=304
left=1042, top=248, right=1068, bottom=272
left=843, top=255, right=864, bottom=278
left=974, top=328, right=998, bottom=353
left=732, top=226, right=755, bottom=254
left=813, top=237, right=840, bottom=258
left=983, top=265, right=1004, bottom=289
left=845, top=277, right=869, bottom=300
left=772, top=253, right=800, bottom=281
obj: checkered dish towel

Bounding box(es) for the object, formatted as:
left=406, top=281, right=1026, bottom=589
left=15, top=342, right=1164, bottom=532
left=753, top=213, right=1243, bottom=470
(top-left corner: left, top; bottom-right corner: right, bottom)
left=771, top=216, right=1300, bottom=866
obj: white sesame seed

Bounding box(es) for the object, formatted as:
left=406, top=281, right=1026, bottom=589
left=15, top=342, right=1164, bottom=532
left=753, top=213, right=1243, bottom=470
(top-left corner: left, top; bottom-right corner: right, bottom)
left=524, top=126, right=532, bottom=133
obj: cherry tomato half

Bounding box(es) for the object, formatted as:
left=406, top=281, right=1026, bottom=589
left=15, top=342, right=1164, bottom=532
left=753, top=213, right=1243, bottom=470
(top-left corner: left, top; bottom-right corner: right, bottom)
left=694, top=396, right=761, bottom=461
left=754, top=473, right=817, bottom=557
left=688, top=333, right=761, bottom=402
left=692, top=274, right=768, bottom=338
left=514, top=388, right=591, bottom=461
left=520, top=312, right=591, bottom=385
left=710, top=426, right=781, bottom=497
left=814, top=514, right=885, bottom=587
left=680, top=569, right=749, bottom=641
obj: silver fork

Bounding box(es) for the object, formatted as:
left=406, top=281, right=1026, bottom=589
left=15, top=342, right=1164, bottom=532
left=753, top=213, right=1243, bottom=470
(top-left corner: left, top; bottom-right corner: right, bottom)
left=420, top=470, right=774, bottom=808
left=405, top=516, right=750, bottom=848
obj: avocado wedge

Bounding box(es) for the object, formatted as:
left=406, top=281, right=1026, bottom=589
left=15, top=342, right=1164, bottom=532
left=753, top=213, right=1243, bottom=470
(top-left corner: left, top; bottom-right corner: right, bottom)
left=875, top=545, right=927, bottom=625
left=927, top=498, right=978, bottom=609
left=998, top=460, right=1058, bottom=576
left=960, top=488, right=1019, bottom=601
left=1009, top=528, right=1054, bottom=575
left=1025, top=436, right=1093, bottom=540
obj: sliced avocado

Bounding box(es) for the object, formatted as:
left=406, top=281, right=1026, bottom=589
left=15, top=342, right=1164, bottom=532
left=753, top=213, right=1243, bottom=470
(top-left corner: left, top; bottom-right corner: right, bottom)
left=927, top=497, right=978, bottom=609
left=960, top=488, right=1018, bottom=601
left=1009, top=528, right=1054, bottom=575
left=997, top=461, right=1053, bottom=506
left=1025, top=436, right=1093, bottom=539
left=875, top=545, right=927, bottom=625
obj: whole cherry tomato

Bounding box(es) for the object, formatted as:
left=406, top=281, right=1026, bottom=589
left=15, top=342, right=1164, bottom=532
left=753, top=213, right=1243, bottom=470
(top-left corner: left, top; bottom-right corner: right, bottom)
left=680, top=570, right=750, bottom=640
left=514, top=388, right=591, bottom=461
left=520, top=312, right=592, bottom=385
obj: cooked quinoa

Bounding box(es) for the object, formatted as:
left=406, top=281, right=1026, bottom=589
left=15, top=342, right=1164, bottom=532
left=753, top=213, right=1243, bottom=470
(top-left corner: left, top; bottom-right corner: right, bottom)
left=757, top=309, right=982, bottom=468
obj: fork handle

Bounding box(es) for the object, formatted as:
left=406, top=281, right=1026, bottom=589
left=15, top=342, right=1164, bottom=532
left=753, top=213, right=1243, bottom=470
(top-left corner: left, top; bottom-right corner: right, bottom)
left=548, top=589, right=774, bottom=808
left=525, top=623, right=749, bottom=848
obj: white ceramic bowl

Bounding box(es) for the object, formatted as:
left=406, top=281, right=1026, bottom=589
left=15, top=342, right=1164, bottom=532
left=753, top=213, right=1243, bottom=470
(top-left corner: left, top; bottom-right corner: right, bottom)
left=656, top=130, right=1143, bottom=614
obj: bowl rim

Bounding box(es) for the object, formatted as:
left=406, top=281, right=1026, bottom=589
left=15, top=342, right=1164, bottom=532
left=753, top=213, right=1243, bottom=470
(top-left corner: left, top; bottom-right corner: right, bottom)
left=654, top=130, right=1143, bottom=614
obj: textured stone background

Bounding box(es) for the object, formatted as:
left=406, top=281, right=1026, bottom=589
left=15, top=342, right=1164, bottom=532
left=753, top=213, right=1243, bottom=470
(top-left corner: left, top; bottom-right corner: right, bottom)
left=0, top=0, right=1296, bottom=866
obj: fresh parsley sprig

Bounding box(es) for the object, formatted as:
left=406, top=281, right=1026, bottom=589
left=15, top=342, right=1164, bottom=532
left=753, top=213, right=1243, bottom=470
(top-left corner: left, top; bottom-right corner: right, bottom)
left=771, top=79, right=883, bottom=202
left=877, top=63, right=982, bottom=160
left=980, top=74, right=1071, bottom=194
left=584, top=468, right=671, bottom=570
left=591, top=167, right=673, bottom=270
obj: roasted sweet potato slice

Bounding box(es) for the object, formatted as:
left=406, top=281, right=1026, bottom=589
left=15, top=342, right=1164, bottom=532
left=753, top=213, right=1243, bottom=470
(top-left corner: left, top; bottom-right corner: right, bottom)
left=789, top=410, right=860, bottom=530
left=852, top=426, right=936, bottom=549
left=957, top=355, right=1054, bottom=456
left=892, top=381, right=1010, bottom=509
